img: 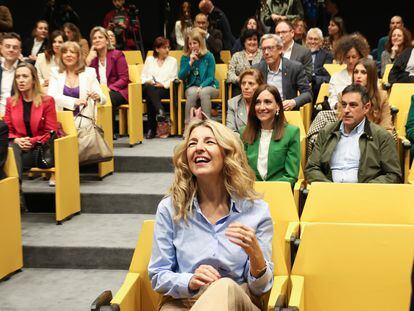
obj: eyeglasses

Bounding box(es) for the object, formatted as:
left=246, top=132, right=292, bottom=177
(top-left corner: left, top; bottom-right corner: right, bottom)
left=261, top=45, right=278, bottom=52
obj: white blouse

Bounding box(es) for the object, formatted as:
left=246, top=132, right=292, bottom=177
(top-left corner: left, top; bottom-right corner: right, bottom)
left=98, top=58, right=107, bottom=85
left=327, top=68, right=352, bottom=110
left=140, top=56, right=178, bottom=89
left=258, top=129, right=273, bottom=180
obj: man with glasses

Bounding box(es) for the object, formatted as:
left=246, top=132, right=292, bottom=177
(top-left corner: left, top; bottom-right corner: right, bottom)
left=0, top=32, right=21, bottom=116
left=254, top=33, right=312, bottom=111
left=275, top=20, right=312, bottom=81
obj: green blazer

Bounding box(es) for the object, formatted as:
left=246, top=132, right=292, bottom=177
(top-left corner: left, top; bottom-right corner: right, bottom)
left=243, top=124, right=300, bottom=186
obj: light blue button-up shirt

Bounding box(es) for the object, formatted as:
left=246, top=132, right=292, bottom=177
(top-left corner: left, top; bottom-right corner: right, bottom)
left=267, top=62, right=284, bottom=99
left=148, top=195, right=274, bottom=299
left=330, top=118, right=366, bottom=183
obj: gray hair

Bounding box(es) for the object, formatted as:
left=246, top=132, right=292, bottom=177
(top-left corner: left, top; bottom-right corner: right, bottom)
left=260, top=34, right=283, bottom=48
left=307, top=27, right=323, bottom=40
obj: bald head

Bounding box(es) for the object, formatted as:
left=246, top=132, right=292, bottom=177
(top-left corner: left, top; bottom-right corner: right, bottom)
left=199, top=0, right=213, bottom=14
left=390, top=16, right=404, bottom=30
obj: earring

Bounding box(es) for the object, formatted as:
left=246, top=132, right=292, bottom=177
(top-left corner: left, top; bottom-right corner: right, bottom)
left=276, top=110, right=279, bottom=116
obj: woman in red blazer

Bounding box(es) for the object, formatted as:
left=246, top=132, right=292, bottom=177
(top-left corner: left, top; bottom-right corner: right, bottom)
left=4, top=62, right=57, bottom=181
left=86, top=26, right=129, bottom=138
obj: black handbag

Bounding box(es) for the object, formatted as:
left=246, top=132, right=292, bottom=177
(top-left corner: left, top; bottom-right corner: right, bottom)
left=32, top=131, right=57, bottom=169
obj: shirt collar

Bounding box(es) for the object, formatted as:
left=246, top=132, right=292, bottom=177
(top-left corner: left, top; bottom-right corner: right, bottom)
left=1, top=59, right=18, bottom=71
left=267, top=60, right=282, bottom=74
left=285, top=40, right=294, bottom=53
left=340, top=117, right=366, bottom=136
left=192, top=194, right=241, bottom=214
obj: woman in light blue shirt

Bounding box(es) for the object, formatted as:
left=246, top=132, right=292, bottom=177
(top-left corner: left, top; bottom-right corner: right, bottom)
left=148, top=119, right=273, bottom=310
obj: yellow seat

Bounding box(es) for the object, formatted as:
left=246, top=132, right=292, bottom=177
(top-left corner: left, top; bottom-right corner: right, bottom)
left=288, top=222, right=414, bottom=311
left=388, top=83, right=414, bottom=182
left=107, top=219, right=289, bottom=311
left=0, top=148, right=22, bottom=280
left=323, top=63, right=346, bottom=76
left=408, top=159, right=414, bottom=184
left=29, top=111, right=80, bottom=224
left=220, top=50, right=231, bottom=64
left=382, top=63, right=393, bottom=84
left=315, top=82, right=329, bottom=104
left=97, top=85, right=114, bottom=178
left=123, top=50, right=144, bottom=65
left=299, top=102, right=312, bottom=133
left=146, top=50, right=184, bottom=70
left=177, top=64, right=228, bottom=135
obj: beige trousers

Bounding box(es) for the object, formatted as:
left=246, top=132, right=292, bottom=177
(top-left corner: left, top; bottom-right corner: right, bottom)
left=159, top=278, right=262, bottom=311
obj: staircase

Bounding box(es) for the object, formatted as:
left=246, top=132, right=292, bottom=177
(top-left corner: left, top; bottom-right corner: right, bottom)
left=0, top=137, right=180, bottom=311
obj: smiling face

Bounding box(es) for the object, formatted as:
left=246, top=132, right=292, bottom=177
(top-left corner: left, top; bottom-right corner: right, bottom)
left=186, top=126, right=224, bottom=179
left=15, top=67, right=34, bottom=93
left=255, top=89, right=279, bottom=129
left=244, top=35, right=258, bottom=53
left=1, top=38, right=21, bottom=63
left=62, top=47, right=79, bottom=68
left=246, top=18, right=257, bottom=30
left=391, top=28, right=404, bottom=47
left=52, top=35, right=64, bottom=55
left=306, top=32, right=322, bottom=51
left=35, top=22, right=49, bottom=40
left=92, top=30, right=108, bottom=51
left=353, top=63, right=368, bottom=86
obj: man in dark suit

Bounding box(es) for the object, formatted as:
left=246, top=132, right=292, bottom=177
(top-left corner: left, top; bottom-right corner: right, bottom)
left=0, top=120, right=8, bottom=180
left=275, top=20, right=312, bottom=82
left=305, top=27, right=333, bottom=103
left=194, top=13, right=223, bottom=64
left=199, top=0, right=235, bottom=50
left=254, top=33, right=312, bottom=110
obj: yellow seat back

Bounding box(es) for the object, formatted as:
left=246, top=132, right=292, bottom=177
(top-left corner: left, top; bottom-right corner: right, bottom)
left=146, top=50, right=183, bottom=70
left=291, top=223, right=414, bottom=311
left=323, top=63, right=346, bottom=76
left=285, top=111, right=306, bottom=170
left=388, top=83, right=414, bottom=135
left=382, top=63, right=393, bottom=84
left=128, top=64, right=143, bottom=84
left=57, top=110, right=77, bottom=136
left=315, top=82, right=329, bottom=104
left=123, top=50, right=143, bottom=65
left=4, top=147, right=18, bottom=178
left=220, top=50, right=231, bottom=64
left=302, top=182, right=414, bottom=224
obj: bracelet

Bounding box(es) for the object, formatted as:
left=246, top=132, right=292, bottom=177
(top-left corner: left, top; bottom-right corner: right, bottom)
left=253, top=265, right=267, bottom=278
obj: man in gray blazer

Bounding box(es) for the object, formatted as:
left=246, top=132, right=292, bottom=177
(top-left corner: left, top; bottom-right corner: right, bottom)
left=275, top=20, right=313, bottom=82
left=254, top=33, right=312, bottom=110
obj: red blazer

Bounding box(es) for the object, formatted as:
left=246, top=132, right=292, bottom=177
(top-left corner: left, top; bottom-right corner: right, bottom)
left=4, top=95, right=58, bottom=147
left=90, top=49, right=130, bottom=101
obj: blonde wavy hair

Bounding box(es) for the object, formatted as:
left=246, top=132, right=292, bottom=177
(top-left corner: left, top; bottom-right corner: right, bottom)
left=169, top=119, right=260, bottom=221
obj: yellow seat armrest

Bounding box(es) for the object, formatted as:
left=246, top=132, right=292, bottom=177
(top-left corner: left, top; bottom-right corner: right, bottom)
left=111, top=272, right=141, bottom=311
left=288, top=275, right=304, bottom=310
left=267, top=275, right=289, bottom=310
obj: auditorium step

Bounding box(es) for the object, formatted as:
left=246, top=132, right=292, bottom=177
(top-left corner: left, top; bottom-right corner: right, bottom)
left=0, top=268, right=126, bottom=311
left=21, top=213, right=154, bottom=269
left=22, top=172, right=174, bottom=214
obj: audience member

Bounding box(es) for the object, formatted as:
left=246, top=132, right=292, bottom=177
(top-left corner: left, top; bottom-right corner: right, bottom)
left=178, top=28, right=218, bottom=124
left=0, top=4, right=12, bottom=33
left=86, top=26, right=129, bottom=139
left=106, top=29, right=116, bottom=47
left=226, top=68, right=263, bottom=132
left=261, top=0, right=304, bottom=29
left=275, top=20, right=312, bottom=81
left=48, top=41, right=105, bottom=129
left=43, top=0, right=80, bottom=31
left=305, top=27, right=333, bottom=103
left=0, top=32, right=21, bottom=116
left=141, top=37, right=177, bottom=139
left=254, top=34, right=312, bottom=111
left=380, top=26, right=412, bottom=77
left=103, top=0, right=138, bottom=50
left=193, top=13, right=223, bottom=64
left=292, top=17, right=307, bottom=45
left=305, top=84, right=401, bottom=184
left=323, top=16, right=346, bottom=54
left=242, top=84, right=300, bottom=186
left=406, top=97, right=414, bottom=162
left=0, top=120, right=7, bottom=180
left=63, top=22, right=89, bottom=58
left=328, top=33, right=370, bottom=110
left=4, top=62, right=57, bottom=182
left=149, top=118, right=273, bottom=309
left=173, top=1, right=192, bottom=50
left=231, top=16, right=263, bottom=55
left=227, top=29, right=262, bottom=97
left=22, top=20, right=49, bottom=63
left=389, top=46, right=414, bottom=83
left=376, top=15, right=404, bottom=64
left=35, top=30, right=65, bottom=92
left=198, top=0, right=235, bottom=50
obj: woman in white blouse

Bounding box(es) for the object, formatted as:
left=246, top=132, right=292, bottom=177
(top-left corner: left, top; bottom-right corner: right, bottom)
left=48, top=41, right=106, bottom=129
left=35, top=30, right=65, bottom=92
left=141, top=37, right=178, bottom=139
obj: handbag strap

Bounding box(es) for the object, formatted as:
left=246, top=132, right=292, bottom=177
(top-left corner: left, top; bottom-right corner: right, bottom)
left=74, top=99, right=97, bottom=126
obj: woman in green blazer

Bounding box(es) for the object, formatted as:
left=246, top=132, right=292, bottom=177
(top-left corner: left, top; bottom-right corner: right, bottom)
left=241, top=84, right=300, bottom=186
left=179, top=28, right=219, bottom=124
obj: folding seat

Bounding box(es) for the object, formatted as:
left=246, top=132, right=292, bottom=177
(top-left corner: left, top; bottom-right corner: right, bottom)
left=287, top=222, right=414, bottom=311
left=0, top=148, right=22, bottom=280
left=220, top=50, right=231, bottom=64
left=323, top=63, right=346, bottom=76
left=122, top=50, right=144, bottom=65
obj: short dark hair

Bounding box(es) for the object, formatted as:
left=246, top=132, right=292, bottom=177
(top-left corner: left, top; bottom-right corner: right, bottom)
left=1, top=32, right=22, bottom=43
left=341, top=83, right=370, bottom=105
left=153, top=36, right=170, bottom=57
left=240, top=29, right=260, bottom=46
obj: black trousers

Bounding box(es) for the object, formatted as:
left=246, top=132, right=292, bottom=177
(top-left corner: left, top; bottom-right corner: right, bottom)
left=0, top=121, right=8, bottom=180
left=142, top=85, right=169, bottom=132
left=110, top=90, right=127, bottom=133
left=11, top=142, right=36, bottom=182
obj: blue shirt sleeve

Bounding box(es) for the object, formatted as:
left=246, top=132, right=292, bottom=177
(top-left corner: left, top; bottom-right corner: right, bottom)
left=148, top=198, right=194, bottom=298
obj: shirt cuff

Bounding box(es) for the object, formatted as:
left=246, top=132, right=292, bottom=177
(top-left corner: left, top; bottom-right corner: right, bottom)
left=247, top=261, right=273, bottom=295
left=175, top=272, right=195, bottom=298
